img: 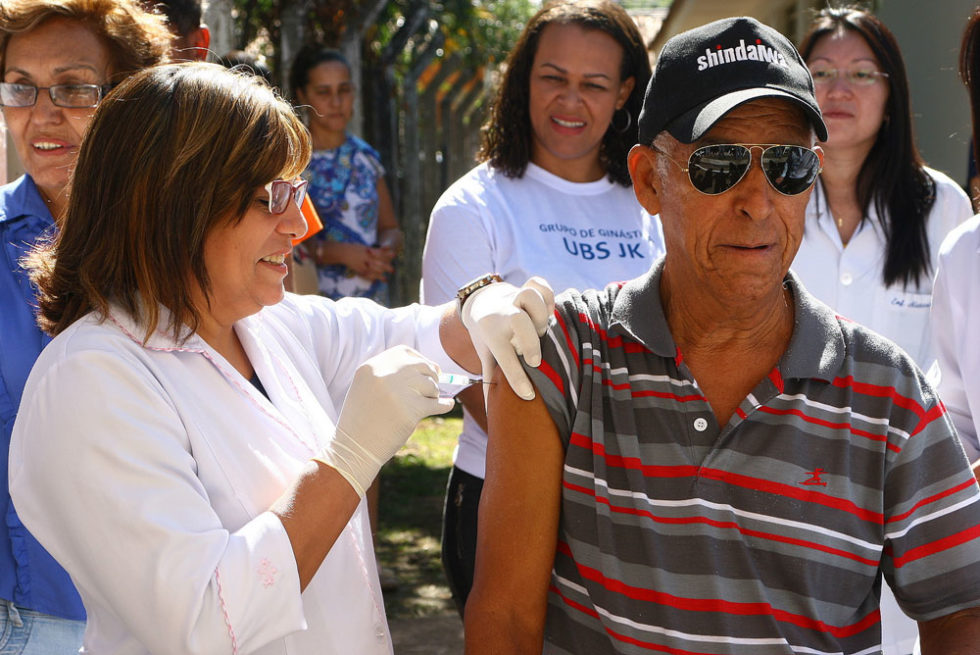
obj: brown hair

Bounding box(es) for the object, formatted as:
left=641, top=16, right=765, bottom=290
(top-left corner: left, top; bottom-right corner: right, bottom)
left=29, top=63, right=312, bottom=341
left=477, top=0, right=650, bottom=186
left=0, top=0, right=172, bottom=82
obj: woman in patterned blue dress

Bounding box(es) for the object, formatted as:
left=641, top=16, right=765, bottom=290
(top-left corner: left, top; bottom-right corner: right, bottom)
left=290, top=47, right=401, bottom=305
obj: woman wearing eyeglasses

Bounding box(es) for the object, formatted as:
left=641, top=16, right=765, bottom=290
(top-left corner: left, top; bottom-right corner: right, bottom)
left=7, top=62, right=552, bottom=655
left=793, top=8, right=973, bottom=655
left=0, top=0, right=170, bottom=650
left=793, top=7, right=971, bottom=372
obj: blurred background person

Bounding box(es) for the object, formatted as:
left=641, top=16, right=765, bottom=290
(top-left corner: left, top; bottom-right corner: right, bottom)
left=931, top=6, right=980, bottom=478
left=289, top=44, right=404, bottom=589
left=141, top=0, right=208, bottom=61
left=794, top=7, right=973, bottom=654
left=0, top=0, right=170, bottom=650
left=219, top=48, right=272, bottom=83
left=9, top=62, right=552, bottom=655
left=420, top=0, right=663, bottom=615
left=289, top=45, right=401, bottom=306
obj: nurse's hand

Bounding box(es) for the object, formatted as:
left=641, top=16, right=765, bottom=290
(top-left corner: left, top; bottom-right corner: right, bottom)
left=461, top=276, right=555, bottom=401
left=316, top=346, right=454, bottom=497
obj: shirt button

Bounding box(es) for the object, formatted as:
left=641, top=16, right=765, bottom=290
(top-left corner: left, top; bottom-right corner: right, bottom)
left=693, top=417, right=708, bottom=432
left=840, top=272, right=853, bottom=286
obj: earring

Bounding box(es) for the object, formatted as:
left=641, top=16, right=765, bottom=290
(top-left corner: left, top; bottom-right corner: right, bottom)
left=612, top=107, right=632, bottom=133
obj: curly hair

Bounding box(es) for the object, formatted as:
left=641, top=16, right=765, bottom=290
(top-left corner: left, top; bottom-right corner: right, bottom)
left=0, top=0, right=171, bottom=82
left=799, top=6, right=936, bottom=290
left=28, top=63, right=312, bottom=342
left=478, top=0, right=650, bottom=186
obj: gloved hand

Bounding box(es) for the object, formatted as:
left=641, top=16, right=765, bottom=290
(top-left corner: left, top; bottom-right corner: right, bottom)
left=461, top=276, right=555, bottom=401
left=315, top=345, right=455, bottom=497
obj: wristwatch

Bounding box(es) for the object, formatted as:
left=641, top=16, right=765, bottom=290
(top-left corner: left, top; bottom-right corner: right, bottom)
left=456, top=273, right=503, bottom=311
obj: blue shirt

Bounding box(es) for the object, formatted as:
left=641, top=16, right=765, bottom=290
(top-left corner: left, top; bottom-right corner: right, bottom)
left=0, top=175, right=84, bottom=619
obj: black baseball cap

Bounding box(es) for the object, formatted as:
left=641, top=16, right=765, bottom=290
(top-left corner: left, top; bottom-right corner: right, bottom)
left=637, top=16, right=828, bottom=144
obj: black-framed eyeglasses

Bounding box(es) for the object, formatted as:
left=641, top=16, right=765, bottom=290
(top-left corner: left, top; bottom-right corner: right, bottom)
left=0, top=83, right=112, bottom=108
left=264, top=179, right=309, bottom=215
left=651, top=143, right=822, bottom=196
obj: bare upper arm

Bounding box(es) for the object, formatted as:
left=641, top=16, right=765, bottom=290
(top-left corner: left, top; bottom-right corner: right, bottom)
left=918, top=606, right=980, bottom=654
left=464, top=367, right=565, bottom=652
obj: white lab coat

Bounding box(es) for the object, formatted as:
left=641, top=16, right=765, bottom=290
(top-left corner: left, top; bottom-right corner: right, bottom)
left=931, top=214, right=980, bottom=463
left=793, top=168, right=972, bottom=371
left=9, top=293, right=454, bottom=655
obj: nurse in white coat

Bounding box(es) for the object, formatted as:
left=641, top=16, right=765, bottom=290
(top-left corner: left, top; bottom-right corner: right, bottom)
left=931, top=7, right=980, bottom=473
left=8, top=63, right=552, bottom=655
left=793, top=9, right=973, bottom=655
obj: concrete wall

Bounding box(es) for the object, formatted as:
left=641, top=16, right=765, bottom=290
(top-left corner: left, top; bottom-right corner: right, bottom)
left=877, top=0, right=976, bottom=188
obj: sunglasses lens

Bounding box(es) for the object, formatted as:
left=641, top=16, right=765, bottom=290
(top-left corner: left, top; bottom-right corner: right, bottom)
left=687, top=145, right=751, bottom=195
left=760, top=146, right=821, bottom=196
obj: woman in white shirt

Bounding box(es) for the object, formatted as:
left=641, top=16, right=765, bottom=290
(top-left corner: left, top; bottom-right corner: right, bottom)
left=793, top=8, right=972, bottom=655
left=8, top=63, right=552, bottom=655
left=420, top=0, right=664, bottom=615
left=932, top=8, right=980, bottom=471
left=792, top=7, right=972, bottom=371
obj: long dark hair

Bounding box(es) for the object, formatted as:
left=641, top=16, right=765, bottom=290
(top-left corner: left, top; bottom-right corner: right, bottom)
left=478, top=0, right=650, bottom=186
left=961, top=6, right=980, bottom=173
left=799, top=6, right=935, bottom=290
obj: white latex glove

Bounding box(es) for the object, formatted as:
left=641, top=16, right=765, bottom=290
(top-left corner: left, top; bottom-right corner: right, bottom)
left=461, top=276, right=555, bottom=401
left=316, top=345, right=455, bottom=496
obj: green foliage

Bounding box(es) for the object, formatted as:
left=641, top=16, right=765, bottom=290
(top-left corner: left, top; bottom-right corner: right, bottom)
left=227, top=0, right=535, bottom=76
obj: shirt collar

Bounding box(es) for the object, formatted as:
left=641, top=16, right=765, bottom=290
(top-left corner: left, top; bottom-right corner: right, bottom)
left=609, top=258, right=846, bottom=381
left=0, top=175, right=54, bottom=226
left=106, top=300, right=210, bottom=353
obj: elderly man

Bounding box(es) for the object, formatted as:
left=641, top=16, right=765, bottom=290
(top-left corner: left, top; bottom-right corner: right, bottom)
left=465, top=16, right=980, bottom=655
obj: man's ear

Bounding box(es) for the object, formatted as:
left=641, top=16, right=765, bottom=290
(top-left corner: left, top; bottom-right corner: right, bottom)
left=628, top=144, right=662, bottom=216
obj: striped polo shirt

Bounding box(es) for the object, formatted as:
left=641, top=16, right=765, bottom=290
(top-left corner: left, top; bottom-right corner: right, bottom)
left=527, top=260, right=980, bottom=655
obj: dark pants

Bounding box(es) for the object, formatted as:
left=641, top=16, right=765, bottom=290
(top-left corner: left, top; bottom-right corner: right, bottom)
left=441, top=466, right=483, bottom=617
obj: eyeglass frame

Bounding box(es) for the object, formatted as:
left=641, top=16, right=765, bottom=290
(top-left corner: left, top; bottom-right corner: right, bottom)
left=0, top=82, right=113, bottom=108
left=649, top=142, right=823, bottom=197
left=807, top=66, right=890, bottom=86
left=264, top=179, right=309, bottom=215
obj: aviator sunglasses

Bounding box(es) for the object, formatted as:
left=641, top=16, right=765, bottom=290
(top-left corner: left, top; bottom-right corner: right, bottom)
left=651, top=143, right=822, bottom=196
left=264, top=179, right=308, bottom=214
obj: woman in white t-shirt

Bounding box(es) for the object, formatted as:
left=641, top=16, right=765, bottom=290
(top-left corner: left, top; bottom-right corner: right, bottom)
left=792, top=9, right=972, bottom=655
left=420, top=0, right=664, bottom=615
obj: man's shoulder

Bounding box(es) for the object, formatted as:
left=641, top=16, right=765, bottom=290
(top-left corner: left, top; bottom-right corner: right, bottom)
left=553, top=284, right=622, bottom=327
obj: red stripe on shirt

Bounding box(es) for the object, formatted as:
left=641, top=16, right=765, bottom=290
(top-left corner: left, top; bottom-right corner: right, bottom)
left=556, top=309, right=579, bottom=369
left=757, top=406, right=900, bottom=453
left=538, top=359, right=565, bottom=396
left=555, top=541, right=880, bottom=638
left=569, top=432, right=884, bottom=523
left=562, top=480, right=880, bottom=567
left=831, top=376, right=927, bottom=419
left=887, top=477, right=979, bottom=524
left=892, top=522, right=980, bottom=568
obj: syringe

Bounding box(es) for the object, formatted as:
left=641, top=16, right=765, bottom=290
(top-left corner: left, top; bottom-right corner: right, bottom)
left=437, top=373, right=482, bottom=398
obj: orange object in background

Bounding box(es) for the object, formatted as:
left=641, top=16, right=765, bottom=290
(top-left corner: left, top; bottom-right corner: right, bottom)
left=293, top=194, right=323, bottom=245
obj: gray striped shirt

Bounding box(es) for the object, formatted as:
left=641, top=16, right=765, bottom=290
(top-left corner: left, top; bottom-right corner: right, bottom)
left=527, top=260, right=980, bottom=655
